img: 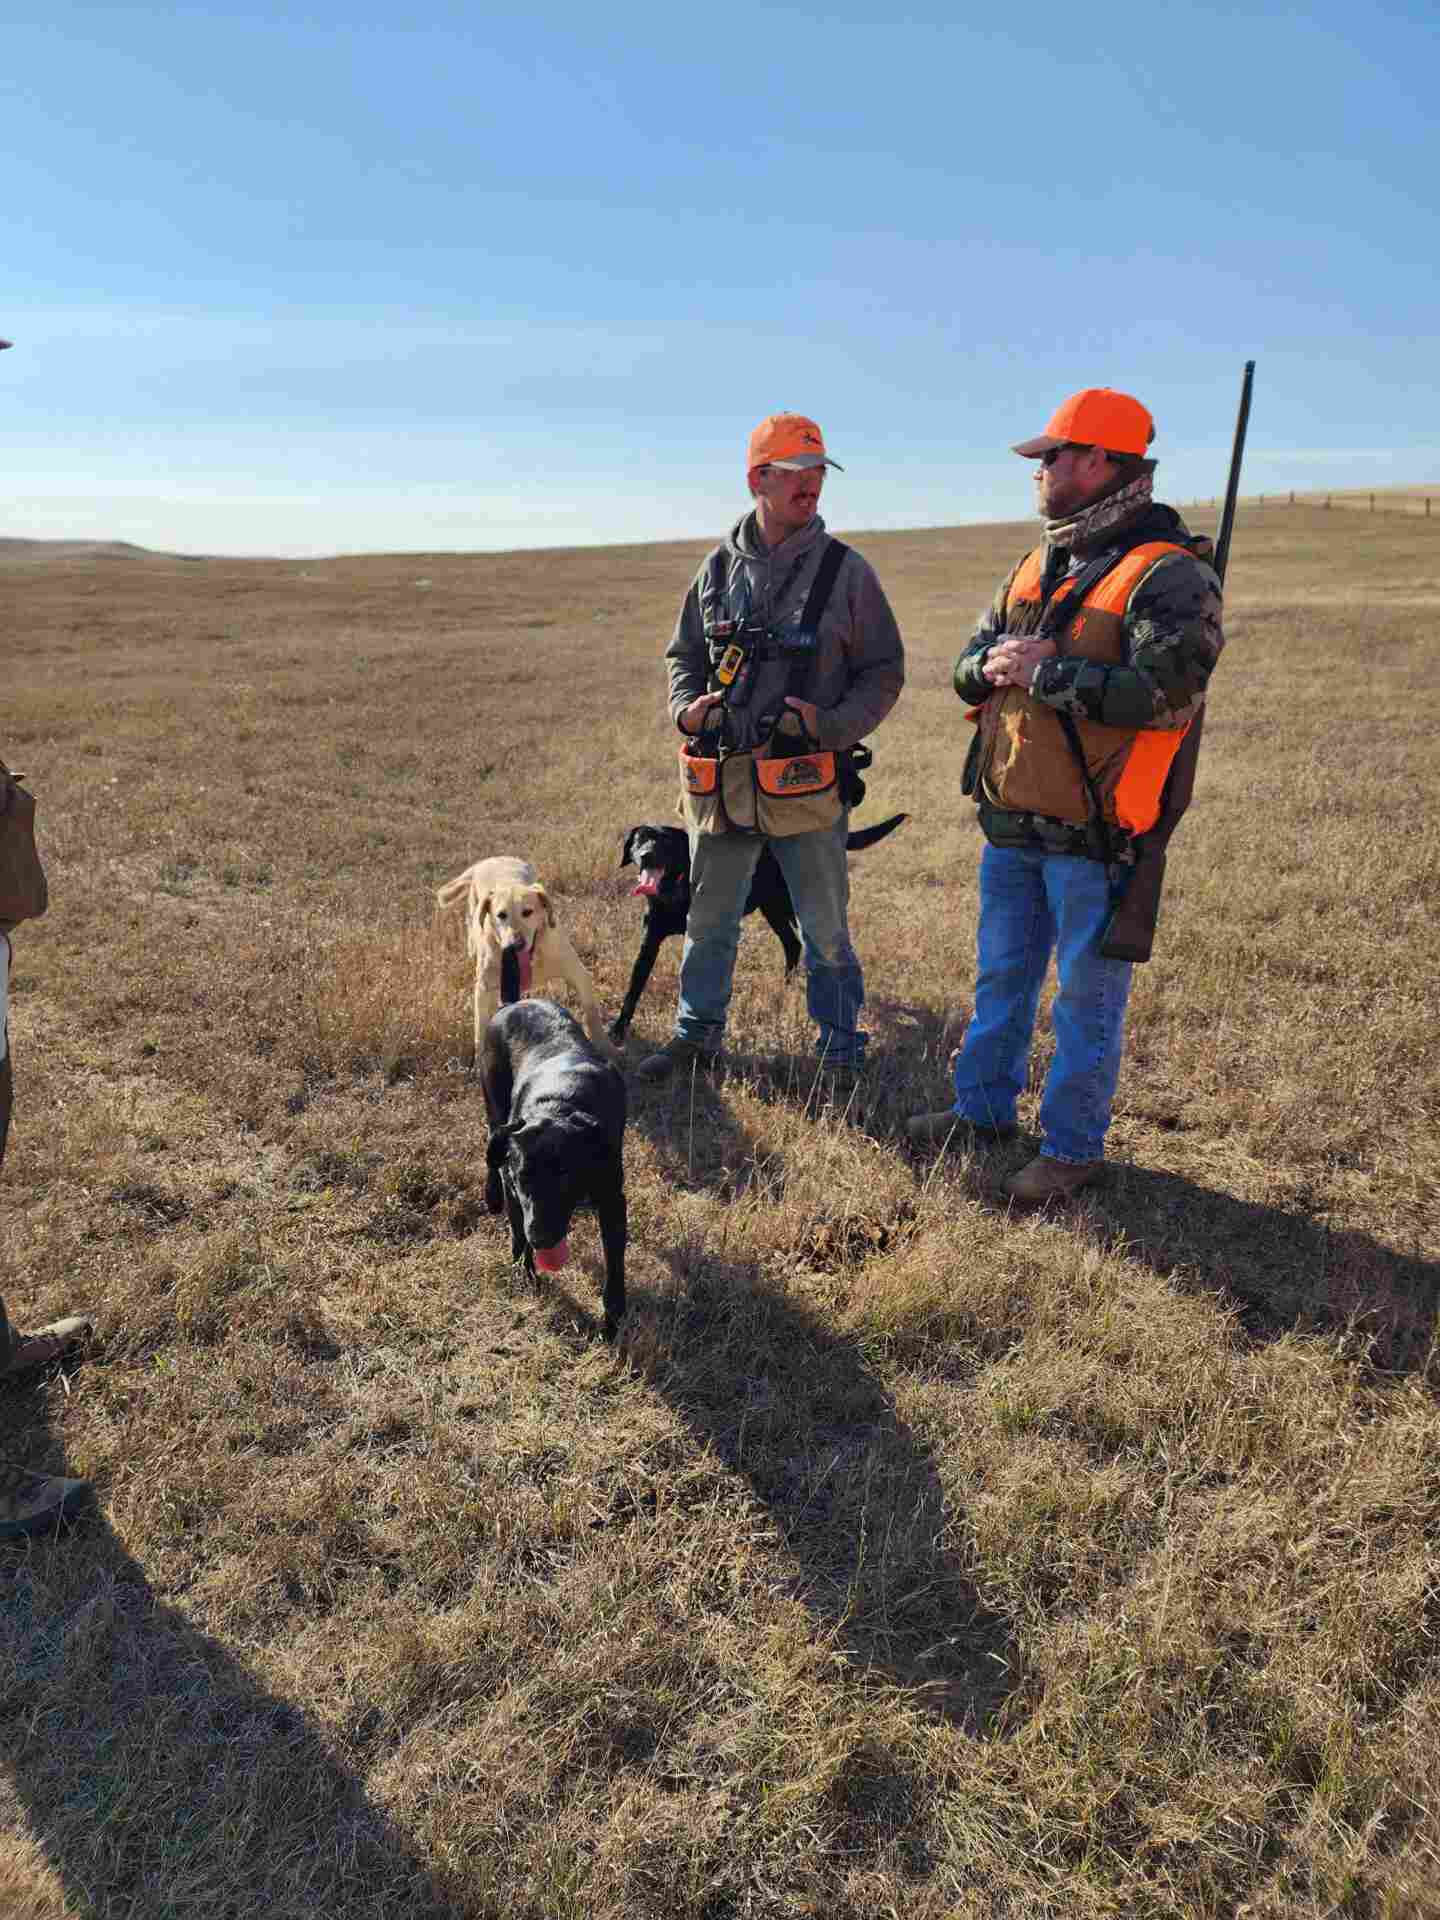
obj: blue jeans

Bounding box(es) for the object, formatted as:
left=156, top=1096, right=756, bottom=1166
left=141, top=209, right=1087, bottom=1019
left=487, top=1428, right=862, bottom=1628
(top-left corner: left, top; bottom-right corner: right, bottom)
left=950, top=844, right=1133, bottom=1163
left=676, top=816, right=866, bottom=1065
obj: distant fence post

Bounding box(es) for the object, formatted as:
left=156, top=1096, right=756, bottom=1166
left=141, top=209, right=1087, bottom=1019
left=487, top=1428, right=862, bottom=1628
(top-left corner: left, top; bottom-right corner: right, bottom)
left=1428, top=497, right=1433, bottom=517
left=1325, top=495, right=1331, bottom=508
left=1369, top=493, right=1375, bottom=511
left=1289, top=490, right=1295, bottom=504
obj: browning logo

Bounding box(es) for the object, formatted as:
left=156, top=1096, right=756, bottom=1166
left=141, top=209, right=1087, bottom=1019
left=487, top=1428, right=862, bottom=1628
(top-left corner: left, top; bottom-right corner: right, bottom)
left=776, top=757, right=823, bottom=790
left=800, top=427, right=821, bottom=447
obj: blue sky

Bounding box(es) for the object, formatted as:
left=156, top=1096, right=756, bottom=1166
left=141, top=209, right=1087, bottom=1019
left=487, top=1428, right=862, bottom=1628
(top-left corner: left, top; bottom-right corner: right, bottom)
left=4, top=0, right=1437, bottom=556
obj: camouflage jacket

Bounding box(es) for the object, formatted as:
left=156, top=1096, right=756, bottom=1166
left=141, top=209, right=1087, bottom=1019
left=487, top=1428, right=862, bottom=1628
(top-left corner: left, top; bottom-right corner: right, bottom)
left=954, top=502, right=1223, bottom=731
left=952, top=502, right=1224, bottom=834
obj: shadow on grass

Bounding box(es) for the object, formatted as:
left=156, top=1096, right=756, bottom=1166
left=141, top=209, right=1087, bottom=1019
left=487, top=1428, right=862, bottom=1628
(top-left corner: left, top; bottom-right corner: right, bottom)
left=1093, top=1164, right=1440, bottom=1376
left=627, top=1245, right=1019, bottom=1735
left=0, top=1362, right=460, bottom=1920
left=722, top=995, right=961, bottom=1151
left=625, top=1060, right=783, bottom=1200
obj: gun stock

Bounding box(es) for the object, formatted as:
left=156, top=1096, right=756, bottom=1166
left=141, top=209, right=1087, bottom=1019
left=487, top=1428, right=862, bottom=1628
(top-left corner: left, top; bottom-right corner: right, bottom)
left=1099, top=712, right=1205, bottom=962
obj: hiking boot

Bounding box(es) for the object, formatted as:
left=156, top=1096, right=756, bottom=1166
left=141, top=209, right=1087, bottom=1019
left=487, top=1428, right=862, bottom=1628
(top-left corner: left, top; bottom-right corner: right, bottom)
left=905, top=1110, right=1017, bottom=1150
left=1004, top=1155, right=1103, bottom=1206
left=0, top=1458, right=92, bottom=1542
left=634, top=1037, right=720, bottom=1084
left=814, top=1059, right=864, bottom=1100
left=0, top=1314, right=93, bottom=1379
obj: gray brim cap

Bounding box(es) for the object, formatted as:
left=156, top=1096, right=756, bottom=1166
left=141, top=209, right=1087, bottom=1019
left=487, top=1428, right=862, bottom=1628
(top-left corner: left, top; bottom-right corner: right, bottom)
left=767, top=453, right=844, bottom=471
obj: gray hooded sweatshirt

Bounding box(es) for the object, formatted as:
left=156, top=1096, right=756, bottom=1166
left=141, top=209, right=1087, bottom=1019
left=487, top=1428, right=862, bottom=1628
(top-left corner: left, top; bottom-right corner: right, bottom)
left=665, top=511, right=904, bottom=754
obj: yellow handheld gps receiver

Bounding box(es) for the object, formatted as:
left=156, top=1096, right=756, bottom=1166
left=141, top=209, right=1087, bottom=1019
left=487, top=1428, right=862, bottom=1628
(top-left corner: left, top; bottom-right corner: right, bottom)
left=715, top=643, right=745, bottom=687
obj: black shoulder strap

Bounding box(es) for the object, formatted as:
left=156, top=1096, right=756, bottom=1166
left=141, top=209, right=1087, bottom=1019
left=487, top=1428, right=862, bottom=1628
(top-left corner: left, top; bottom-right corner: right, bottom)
left=799, top=537, right=849, bottom=632
left=1036, top=539, right=1130, bottom=642
left=786, top=539, right=850, bottom=701
left=705, top=546, right=731, bottom=612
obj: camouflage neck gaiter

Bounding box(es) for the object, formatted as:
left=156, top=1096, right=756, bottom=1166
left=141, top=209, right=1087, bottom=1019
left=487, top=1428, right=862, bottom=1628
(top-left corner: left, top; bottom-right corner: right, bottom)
left=1044, top=468, right=1155, bottom=554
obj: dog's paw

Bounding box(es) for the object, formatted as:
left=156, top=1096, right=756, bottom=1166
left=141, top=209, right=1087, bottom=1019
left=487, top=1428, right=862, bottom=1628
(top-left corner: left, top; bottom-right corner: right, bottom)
left=607, top=1020, right=629, bottom=1046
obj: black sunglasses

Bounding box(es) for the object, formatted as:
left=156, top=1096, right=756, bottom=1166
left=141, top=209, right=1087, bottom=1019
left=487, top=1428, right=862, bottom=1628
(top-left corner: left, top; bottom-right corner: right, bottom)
left=1039, top=443, right=1093, bottom=468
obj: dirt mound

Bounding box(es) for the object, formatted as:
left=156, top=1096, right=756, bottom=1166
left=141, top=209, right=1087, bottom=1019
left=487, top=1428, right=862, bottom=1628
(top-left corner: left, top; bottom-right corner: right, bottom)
left=0, top=537, right=161, bottom=564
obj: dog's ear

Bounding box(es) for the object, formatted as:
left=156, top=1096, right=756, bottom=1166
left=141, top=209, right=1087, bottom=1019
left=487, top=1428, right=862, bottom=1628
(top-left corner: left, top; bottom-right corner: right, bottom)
left=476, top=890, right=494, bottom=932
left=563, top=1112, right=610, bottom=1151
left=534, top=886, right=556, bottom=928
left=485, top=1125, right=513, bottom=1171
left=619, top=829, right=637, bottom=871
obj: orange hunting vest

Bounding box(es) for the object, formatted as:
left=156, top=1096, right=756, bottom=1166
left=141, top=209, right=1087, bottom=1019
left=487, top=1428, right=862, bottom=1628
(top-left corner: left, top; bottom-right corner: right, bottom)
left=974, top=540, right=1194, bottom=835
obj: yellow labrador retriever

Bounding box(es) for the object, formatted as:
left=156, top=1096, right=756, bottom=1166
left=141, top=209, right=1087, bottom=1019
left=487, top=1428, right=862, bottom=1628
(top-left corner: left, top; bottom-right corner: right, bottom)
left=436, top=857, right=618, bottom=1064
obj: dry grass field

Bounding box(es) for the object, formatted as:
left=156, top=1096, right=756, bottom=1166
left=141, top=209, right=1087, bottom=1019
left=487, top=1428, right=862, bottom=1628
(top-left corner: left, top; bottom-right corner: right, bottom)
left=2, top=504, right=1437, bottom=1919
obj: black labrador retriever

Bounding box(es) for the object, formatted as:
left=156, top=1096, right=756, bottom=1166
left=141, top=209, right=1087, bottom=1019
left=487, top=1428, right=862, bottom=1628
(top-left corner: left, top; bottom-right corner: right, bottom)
left=611, top=813, right=908, bottom=1043
left=482, top=998, right=628, bottom=1341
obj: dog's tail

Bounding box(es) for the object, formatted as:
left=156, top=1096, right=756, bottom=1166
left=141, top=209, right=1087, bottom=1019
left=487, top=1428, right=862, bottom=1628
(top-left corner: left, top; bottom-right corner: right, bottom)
left=435, top=868, right=473, bottom=915
left=846, top=812, right=908, bottom=852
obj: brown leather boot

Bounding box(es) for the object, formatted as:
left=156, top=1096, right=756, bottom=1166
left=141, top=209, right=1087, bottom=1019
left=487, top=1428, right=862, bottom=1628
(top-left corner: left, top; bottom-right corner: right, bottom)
left=634, top=1037, right=720, bottom=1084
left=0, top=1458, right=92, bottom=1541
left=905, top=1109, right=1016, bottom=1149
left=1004, top=1155, right=1103, bottom=1206
left=0, top=1314, right=93, bottom=1378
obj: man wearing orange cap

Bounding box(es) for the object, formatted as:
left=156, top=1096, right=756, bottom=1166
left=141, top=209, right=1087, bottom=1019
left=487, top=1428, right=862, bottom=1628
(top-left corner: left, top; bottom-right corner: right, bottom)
left=908, top=389, right=1224, bottom=1202
left=637, top=413, right=904, bottom=1085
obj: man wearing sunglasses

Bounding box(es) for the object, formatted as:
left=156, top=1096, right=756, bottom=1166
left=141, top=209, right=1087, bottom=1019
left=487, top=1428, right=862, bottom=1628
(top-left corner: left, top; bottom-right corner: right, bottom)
left=908, top=389, right=1224, bottom=1203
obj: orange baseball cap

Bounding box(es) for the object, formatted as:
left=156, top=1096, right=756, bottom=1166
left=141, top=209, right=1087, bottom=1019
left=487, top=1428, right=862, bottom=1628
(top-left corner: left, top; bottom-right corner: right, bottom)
left=1012, top=388, right=1155, bottom=459
left=747, top=412, right=844, bottom=472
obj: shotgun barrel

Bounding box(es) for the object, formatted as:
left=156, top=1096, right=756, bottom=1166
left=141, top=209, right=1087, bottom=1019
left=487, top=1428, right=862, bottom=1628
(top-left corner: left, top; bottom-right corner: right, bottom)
left=1213, top=360, right=1255, bottom=586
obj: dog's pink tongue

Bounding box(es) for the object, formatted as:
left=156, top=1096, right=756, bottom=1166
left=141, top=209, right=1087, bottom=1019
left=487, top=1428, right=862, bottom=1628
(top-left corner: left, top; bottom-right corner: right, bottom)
left=532, top=1240, right=569, bottom=1273
left=632, top=869, right=663, bottom=898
